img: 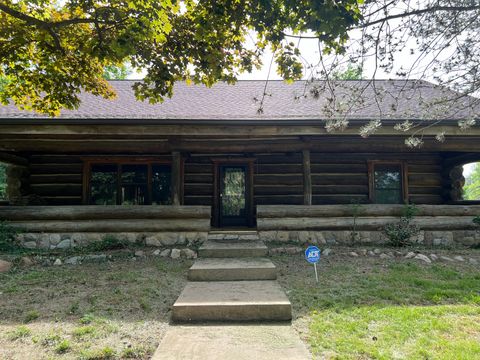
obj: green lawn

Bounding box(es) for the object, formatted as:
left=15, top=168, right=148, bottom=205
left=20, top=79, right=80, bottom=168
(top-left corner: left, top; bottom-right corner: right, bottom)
left=1, top=248, right=479, bottom=359
left=273, top=249, right=480, bottom=360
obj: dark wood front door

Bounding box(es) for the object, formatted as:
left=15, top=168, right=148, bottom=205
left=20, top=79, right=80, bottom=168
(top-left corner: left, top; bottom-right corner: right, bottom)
left=218, top=165, right=250, bottom=227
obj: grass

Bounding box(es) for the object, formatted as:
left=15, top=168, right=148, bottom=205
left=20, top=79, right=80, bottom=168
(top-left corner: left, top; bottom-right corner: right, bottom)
left=1, top=246, right=479, bottom=359
left=273, top=247, right=480, bottom=360
left=0, top=256, right=191, bottom=359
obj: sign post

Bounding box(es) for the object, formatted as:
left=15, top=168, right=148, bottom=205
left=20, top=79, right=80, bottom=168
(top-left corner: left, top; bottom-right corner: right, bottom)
left=305, top=245, right=321, bottom=282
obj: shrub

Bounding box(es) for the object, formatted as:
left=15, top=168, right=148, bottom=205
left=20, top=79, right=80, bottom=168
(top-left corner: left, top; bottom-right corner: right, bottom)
left=384, top=204, right=420, bottom=247
left=0, top=221, right=19, bottom=252
left=84, top=235, right=129, bottom=252
left=474, top=215, right=480, bottom=227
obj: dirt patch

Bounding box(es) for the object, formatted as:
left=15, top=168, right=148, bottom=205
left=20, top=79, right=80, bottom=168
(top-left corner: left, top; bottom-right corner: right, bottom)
left=0, top=256, right=191, bottom=359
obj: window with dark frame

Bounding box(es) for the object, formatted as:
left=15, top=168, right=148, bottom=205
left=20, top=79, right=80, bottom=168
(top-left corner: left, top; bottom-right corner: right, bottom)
left=370, top=163, right=406, bottom=204
left=87, top=162, right=172, bottom=205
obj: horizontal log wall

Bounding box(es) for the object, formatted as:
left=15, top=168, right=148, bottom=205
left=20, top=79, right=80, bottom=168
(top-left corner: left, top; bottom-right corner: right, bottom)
left=29, top=154, right=83, bottom=205
left=253, top=153, right=303, bottom=205
left=21, top=150, right=454, bottom=206
left=257, top=204, right=480, bottom=231
left=310, top=152, right=446, bottom=205
left=0, top=205, right=211, bottom=232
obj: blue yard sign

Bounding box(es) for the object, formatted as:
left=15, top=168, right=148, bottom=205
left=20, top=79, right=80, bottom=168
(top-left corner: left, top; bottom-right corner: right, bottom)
left=305, top=246, right=321, bottom=263
left=305, top=246, right=321, bottom=282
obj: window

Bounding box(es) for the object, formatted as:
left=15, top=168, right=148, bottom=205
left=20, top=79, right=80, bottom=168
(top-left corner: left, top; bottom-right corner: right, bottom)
left=368, top=162, right=407, bottom=204
left=85, top=160, right=172, bottom=205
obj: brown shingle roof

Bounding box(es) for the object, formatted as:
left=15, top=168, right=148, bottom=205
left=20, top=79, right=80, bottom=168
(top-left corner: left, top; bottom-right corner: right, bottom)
left=0, top=80, right=478, bottom=121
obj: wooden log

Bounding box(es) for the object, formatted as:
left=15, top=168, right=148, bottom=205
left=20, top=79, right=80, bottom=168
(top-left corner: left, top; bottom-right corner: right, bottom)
left=254, top=174, right=303, bottom=186
left=311, top=164, right=367, bottom=173
left=0, top=152, right=28, bottom=167
left=256, top=204, right=480, bottom=217
left=0, top=205, right=212, bottom=221
left=254, top=185, right=303, bottom=195
left=311, top=174, right=368, bottom=186
left=9, top=219, right=211, bottom=232
left=183, top=196, right=213, bottom=206
left=254, top=164, right=302, bottom=174
left=257, top=216, right=478, bottom=231
left=30, top=184, right=82, bottom=196
left=30, top=164, right=82, bottom=174
left=313, top=195, right=369, bottom=204
left=312, top=185, right=368, bottom=195
left=171, top=151, right=182, bottom=205
left=43, top=197, right=83, bottom=206
left=183, top=184, right=213, bottom=196
left=30, top=174, right=83, bottom=184
left=302, top=149, right=312, bottom=205
left=254, top=196, right=303, bottom=205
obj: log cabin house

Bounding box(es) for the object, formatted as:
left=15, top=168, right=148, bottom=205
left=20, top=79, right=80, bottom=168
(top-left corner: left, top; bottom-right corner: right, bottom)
left=0, top=80, right=479, bottom=249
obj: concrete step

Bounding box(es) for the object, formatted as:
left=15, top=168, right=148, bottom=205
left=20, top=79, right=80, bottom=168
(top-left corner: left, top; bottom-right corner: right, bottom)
left=172, top=281, right=292, bottom=322
left=207, top=232, right=259, bottom=241
left=188, top=258, right=277, bottom=281
left=199, top=240, right=267, bottom=258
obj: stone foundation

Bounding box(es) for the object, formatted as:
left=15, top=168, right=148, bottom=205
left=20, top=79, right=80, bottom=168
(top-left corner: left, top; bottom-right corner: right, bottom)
left=259, top=230, right=480, bottom=247
left=16, top=232, right=208, bottom=250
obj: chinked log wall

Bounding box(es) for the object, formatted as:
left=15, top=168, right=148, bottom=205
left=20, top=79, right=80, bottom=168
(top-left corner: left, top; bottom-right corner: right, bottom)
left=0, top=205, right=211, bottom=250
left=257, top=205, right=480, bottom=247
left=0, top=206, right=211, bottom=232
left=24, top=151, right=446, bottom=206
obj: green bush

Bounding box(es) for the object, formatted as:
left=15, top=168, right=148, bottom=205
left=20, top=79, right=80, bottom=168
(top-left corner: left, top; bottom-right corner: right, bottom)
left=474, top=215, right=480, bottom=227
left=384, top=204, right=420, bottom=247
left=83, top=235, right=129, bottom=252
left=0, top=221, right=19, bottom=252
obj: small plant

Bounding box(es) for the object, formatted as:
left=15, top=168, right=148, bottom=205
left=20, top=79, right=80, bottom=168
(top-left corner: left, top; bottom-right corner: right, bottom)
left=474, top=215, right=480, bottom=227
left=84, top=235, right=129, bottom=252
left=384, top=204, right=420, bottom=247
left=73, top=325, right=97, bottom=338
left=80, top=346, right=116, bottom=360
left=55, top=339, right=71, bottom=354
left=7, top=326, right=31, bottom=340
left=24, top=309, right=40, bottom=323
left=79, top=313, right=96, bottom=325
left=349, top=201, right=364, bottom=243
left=0, top=221, right=19, bottom=252
left=121, top=346, right=149, bottom=359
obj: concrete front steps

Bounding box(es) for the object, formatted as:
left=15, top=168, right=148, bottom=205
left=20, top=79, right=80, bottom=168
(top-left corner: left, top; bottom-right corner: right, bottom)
left=172, top=231, right=292, bottom=322
left=172, top=280, right=292, bottom=322
left=188, top=257, right=277, bottom=281
left=199, top=240, right=268, bottom=258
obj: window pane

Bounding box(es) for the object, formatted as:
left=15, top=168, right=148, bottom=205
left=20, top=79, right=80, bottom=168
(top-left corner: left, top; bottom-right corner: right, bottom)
left=222, top=167, right=246, bottom=216
left=121, top=164, right=147, bottom=183
left=121, top=164, right=148, bottom=205
left=374, top=165, right=402, bottom=203
left=152, top=165, right=172, bottom=205
left=90, top=164, right=117, bottom=205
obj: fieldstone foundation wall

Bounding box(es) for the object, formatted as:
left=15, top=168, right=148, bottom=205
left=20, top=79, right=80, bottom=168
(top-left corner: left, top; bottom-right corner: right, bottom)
left=16, top=232, right=208, bottom=250
left=259, top=230, right=480, bottom=247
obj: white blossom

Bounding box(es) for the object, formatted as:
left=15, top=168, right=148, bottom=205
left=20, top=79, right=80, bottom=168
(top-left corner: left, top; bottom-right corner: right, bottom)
left=405, top=136, right=423, bottom=148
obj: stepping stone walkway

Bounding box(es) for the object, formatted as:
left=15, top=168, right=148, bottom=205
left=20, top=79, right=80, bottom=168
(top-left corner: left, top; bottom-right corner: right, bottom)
left=154, top=231, right=310, bottom=359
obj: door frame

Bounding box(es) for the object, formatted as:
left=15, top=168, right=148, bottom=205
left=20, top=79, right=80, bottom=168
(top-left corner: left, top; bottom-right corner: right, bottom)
left=212, top=158, right=255, bottom=228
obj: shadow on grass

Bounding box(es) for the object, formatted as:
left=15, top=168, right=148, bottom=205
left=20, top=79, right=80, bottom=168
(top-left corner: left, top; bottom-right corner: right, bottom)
left=0, top=256, right=193, bottom=326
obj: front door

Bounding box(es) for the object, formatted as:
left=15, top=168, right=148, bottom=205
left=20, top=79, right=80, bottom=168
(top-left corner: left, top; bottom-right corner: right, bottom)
left=218, top=165, right=250, bottom=227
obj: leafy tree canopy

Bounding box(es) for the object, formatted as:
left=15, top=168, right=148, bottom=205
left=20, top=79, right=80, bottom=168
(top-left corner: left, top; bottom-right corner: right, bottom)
left=331, top=64, right=363, bottom=80
left=0, top=0, right=362, bottom=116
left=103, top=64, right=133, bottom=80
left=464, top=163, right=480, bottom=201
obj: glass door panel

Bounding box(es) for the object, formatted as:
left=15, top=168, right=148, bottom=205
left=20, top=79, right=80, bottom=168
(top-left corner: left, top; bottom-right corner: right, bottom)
left=220, top=166, right=248, bottom=227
